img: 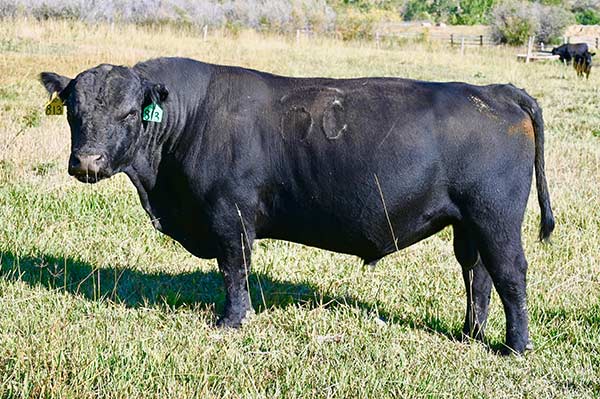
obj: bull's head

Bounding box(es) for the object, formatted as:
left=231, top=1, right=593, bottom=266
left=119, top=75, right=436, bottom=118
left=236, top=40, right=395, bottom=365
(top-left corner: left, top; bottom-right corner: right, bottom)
left=40, top=64, right=168, bottom=183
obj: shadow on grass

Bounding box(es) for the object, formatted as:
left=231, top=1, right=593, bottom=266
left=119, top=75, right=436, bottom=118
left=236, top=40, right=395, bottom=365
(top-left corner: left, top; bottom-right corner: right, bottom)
left=0, top=251, right=464, bottom=341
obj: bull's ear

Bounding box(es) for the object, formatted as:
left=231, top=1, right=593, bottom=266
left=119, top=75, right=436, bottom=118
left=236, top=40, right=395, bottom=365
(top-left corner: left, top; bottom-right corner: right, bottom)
left=143, top=81, right=169, bottom=104
left=40, top=72, right=72, bottom=95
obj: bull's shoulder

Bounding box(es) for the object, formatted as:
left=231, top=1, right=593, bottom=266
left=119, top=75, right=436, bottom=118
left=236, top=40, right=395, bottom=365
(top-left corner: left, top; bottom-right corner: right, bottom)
left=134, top=57, right=209, bottom=74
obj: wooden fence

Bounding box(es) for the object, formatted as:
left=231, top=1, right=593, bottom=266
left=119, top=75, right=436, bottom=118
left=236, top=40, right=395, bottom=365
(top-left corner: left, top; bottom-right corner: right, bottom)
left=373, top=31, right=495, bottom=48
left=373, top=31, right=600, bottom=50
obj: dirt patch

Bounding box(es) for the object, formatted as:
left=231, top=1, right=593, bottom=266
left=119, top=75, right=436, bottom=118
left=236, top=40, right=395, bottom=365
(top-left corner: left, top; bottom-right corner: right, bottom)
left=565, top=24, right=600, bottom=37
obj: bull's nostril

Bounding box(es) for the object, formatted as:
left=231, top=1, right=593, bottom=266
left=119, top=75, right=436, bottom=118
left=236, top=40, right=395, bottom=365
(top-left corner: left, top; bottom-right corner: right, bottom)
left=69, top=153, right=105, bottom=176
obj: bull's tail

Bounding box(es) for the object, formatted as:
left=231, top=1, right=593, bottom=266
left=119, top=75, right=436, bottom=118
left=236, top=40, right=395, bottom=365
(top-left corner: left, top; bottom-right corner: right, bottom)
left=518, top=92, right=555, bottom=241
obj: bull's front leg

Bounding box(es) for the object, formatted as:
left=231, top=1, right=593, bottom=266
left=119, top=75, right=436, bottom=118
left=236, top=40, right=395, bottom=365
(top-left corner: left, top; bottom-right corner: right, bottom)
left=215, top=231, right=255, bottom=328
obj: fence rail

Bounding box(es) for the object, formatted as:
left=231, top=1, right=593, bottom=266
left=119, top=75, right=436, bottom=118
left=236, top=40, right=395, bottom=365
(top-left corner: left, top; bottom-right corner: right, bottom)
left=449, top=34, right=494, bottom=46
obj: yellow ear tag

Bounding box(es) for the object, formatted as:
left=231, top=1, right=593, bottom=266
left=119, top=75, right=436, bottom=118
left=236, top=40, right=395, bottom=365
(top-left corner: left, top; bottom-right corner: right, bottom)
left=45, top=92, right=64, bottom=116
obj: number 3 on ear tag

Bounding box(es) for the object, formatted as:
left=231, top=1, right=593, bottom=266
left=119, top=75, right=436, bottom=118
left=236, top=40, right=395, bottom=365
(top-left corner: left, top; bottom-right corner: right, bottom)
left=45, top=92, right=64, bottom=116
left=143, top=103, right=163, bottom=123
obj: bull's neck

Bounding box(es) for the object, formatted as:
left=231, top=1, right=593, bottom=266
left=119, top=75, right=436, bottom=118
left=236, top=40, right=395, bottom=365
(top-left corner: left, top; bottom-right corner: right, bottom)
left=125, top=59, right=214, bottom=194
left=127, top=102, right=186, bottom=192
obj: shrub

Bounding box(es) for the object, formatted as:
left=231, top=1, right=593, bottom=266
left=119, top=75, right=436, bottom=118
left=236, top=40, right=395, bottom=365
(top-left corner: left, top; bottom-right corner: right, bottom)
left=570, top=0, right=600, bottom=13
left=0, top=0, right=336, bottom=32
left=335, top=7, right=398, bottom=41
left=490, top=1, right=537, bottom=45
left=533, top=3, right=573, bottom=44
left=490, top=1, right=571, bottom=46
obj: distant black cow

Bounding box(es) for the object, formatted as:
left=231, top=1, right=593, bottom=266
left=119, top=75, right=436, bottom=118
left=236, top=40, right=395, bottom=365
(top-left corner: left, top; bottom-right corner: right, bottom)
left=40, top=57, right=554, bottom=354
left=551, top=43, right=589, bottom=65
left=573, top=51, right=595, bottom=79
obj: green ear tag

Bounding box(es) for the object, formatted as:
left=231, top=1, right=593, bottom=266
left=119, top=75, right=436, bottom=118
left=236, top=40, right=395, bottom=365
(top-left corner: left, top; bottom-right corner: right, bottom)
left=143, top=103, right=163, bottom=123
left=45, top=92, right=64, bottom=116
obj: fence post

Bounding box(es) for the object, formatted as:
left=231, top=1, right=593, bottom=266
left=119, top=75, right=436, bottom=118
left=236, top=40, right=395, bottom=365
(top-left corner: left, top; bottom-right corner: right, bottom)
left=450, top=33, right=454, bottom=47
left=526, top=36, right=534, bottom=63
left=479, top=35, right=483, bottom=46
left=203, top=25, right=208, bottom=42
left=296, top=29, right=300, bottom=45
left=596, top=37, right=599, bottom=49
left=375, top=31, right=380, bottom=49
left=460, top=37, right=465, bottom=56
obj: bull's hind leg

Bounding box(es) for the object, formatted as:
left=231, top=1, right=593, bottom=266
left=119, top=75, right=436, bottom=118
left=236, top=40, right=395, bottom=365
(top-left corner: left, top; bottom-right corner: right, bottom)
left=453, top=224, right=493, bottom=341
left=476, top=227, right=531, bottom=355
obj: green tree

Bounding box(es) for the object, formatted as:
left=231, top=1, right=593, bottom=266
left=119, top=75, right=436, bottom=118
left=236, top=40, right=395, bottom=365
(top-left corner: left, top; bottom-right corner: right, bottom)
left=404, top=0, right=461, bottom=22
left=575, top=9, right=600, bottom=24
left=450, top=0, right=496, bottom=24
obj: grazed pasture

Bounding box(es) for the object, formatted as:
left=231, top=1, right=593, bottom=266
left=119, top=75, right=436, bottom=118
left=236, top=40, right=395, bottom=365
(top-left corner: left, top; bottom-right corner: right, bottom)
left=0, top=19, right=599, bottom=398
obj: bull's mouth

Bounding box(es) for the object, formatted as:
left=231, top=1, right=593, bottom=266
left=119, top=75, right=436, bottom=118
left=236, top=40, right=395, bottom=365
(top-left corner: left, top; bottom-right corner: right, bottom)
left=68, top=152, right=112, bottom=184
left=70, top=169, right=111, bottom=184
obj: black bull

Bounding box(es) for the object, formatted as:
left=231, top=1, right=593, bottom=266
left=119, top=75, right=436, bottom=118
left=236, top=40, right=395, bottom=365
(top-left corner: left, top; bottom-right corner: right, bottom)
left=551, top=43, right=588, bottom=64
left=40, top=57, right=554, bottom=354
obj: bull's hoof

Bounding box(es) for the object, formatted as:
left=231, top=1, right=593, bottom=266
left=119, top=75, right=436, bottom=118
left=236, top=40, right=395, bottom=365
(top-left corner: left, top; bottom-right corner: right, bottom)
left=499, top=340, right=533, bottom=356
left=216, top=308, right=255, bottom=328
left=216, top=316, right=242, bottom=328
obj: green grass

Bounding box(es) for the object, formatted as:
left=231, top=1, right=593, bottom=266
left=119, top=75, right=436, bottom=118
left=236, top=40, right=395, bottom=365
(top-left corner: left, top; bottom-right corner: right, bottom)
left=1, top=18, right=599, bottom=398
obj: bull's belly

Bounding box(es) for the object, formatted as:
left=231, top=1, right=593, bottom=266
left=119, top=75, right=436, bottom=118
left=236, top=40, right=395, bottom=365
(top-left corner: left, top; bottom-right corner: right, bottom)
left=259, top=217, right=453, bottom=262
left=257, top=199, right=458, bottom=262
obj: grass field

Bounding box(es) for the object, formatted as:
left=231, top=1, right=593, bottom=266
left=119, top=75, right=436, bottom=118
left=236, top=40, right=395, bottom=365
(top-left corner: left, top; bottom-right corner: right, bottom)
left=1, top=18, right=599, bottom=398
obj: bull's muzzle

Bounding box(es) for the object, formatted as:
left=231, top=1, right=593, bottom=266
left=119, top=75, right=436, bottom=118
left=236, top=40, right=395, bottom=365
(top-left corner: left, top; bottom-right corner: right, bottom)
left=68, top=153, right=107, bottom=183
